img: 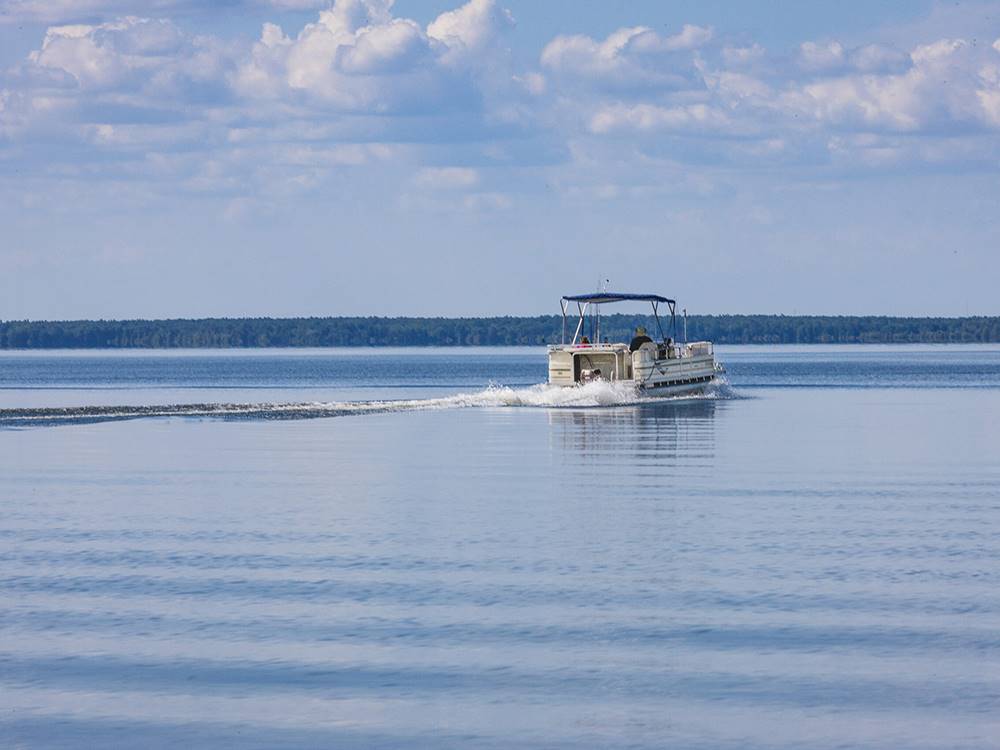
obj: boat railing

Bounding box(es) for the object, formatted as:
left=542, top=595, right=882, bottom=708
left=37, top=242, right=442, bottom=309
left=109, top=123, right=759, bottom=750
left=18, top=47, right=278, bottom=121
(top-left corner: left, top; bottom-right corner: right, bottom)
left=550, top=341, right=713, bottom=356
left=548, top=342, right=628, bottom=352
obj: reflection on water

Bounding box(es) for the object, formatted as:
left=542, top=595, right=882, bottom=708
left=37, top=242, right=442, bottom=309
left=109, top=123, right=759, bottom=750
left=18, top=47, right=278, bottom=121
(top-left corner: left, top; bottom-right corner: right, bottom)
left=549, top=400, right=719, bottom=467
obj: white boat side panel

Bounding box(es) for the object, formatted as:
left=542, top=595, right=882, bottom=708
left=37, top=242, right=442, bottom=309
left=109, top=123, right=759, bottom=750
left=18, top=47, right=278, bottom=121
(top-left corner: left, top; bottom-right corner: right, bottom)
left=548, top=349, right=575, bottom=386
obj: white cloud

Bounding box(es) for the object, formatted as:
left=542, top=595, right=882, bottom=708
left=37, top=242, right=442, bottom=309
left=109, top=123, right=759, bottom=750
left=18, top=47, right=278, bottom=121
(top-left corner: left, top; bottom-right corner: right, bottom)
left=798, top=40, right=909, bottom=75
left=722, top=43, right=766, bottom=67
left=413, top=166, right=479, bottom=189
left=980, top=88, right=1000, bottom=127
left=0, top=1, right=329, bottom=24
left=798, top=40, right=846, bottom=72
left=232, top=0, right=513, bottom=113
left=540, top=24, right=711, bottom=90
left=564, top=28, right=1000, bottom=169
left=23, top=15, right=231, bottom=97
left=782, top=38, right=1000, bottom=133
left=514, top=71, right=545, bottom=95
left=427, top=0, right=514, bottom=57
left=589, top=102, right=739, bottom=136
left=31, top=22, right=131, bottom=88
left=660, top=24, right=714, bottom=52
left=342, top=19, right=430, bottom=74
left=707, top=70, right=772, bottom=102
left=462, top=190, right=510, bottom=210
left=851, top=44, right=908, bottom=73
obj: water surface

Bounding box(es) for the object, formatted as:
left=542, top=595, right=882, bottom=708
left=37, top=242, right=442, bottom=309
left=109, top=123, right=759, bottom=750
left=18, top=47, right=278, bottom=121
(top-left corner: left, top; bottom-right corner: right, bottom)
left=2, top=346, right=999, bottom=748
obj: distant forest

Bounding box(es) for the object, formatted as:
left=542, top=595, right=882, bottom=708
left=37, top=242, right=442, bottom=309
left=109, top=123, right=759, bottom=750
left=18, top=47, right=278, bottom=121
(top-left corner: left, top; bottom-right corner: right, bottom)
left=1, top=315, right=999, bottom=348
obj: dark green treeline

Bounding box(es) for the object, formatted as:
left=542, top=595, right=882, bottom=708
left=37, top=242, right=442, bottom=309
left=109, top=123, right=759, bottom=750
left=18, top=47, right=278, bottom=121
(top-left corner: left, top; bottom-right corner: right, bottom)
left=2, top=315, right=999, bottom=348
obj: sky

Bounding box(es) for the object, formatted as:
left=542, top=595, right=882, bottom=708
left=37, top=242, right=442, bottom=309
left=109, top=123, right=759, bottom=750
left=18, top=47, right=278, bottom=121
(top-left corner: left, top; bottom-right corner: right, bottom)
left=1, top=0, right=999, bottom=319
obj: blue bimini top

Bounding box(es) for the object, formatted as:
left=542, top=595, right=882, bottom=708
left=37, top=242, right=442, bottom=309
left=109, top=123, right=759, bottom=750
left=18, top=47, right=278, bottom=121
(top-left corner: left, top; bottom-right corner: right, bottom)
left=561, top=293, right=675, bottom=305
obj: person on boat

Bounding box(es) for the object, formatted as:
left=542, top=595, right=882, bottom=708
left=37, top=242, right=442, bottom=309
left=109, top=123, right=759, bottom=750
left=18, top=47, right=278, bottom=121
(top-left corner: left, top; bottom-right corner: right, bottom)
left=579, top=336, right=591, bottom=347
left=629, top=326, right=653, bottom=352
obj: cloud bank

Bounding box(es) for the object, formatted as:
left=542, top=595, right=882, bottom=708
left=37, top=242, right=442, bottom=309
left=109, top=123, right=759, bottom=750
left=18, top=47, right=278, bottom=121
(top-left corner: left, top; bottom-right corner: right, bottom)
left=2, top=0, right=1000, bottom=207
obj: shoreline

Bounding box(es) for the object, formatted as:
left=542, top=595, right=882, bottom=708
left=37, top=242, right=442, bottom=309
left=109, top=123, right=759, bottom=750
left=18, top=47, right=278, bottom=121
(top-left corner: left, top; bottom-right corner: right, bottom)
left=3, top=314, right=1000, bottom=349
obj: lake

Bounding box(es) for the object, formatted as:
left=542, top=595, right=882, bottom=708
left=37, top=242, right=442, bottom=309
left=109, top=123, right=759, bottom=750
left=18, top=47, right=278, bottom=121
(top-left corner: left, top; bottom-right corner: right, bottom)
left=2, top=346, right=999, bottom=749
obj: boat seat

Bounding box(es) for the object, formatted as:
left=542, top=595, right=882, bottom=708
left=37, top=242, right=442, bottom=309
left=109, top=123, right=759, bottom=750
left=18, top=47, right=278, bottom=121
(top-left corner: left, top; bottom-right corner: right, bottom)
left=632, top=342, right=657, bottom=364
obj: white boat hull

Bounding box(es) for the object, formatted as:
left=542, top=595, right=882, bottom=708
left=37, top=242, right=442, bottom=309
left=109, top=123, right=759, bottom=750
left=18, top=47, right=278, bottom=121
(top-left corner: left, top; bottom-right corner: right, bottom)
left=638, top=375, right=718, bottom=397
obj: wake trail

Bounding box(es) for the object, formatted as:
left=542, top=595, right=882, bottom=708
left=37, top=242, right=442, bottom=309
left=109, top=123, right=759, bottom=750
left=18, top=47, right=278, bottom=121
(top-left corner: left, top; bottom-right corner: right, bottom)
left=0, top=379, right=740, bottom=428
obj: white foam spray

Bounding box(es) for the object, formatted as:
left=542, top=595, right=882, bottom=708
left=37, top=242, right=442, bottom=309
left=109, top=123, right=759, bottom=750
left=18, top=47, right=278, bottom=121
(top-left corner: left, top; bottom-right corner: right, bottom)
left=1, top=378, right=739, bottom=427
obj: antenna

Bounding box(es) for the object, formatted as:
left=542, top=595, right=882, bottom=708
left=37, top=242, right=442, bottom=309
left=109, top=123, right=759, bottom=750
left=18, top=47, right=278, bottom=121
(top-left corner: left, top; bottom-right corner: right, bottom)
left=595, top=279, right=609, bottom=343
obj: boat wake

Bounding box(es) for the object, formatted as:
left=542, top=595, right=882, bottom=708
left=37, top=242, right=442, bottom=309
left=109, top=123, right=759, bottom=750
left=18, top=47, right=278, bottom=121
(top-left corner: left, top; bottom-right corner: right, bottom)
left=0, top=378, right=739, bottom=428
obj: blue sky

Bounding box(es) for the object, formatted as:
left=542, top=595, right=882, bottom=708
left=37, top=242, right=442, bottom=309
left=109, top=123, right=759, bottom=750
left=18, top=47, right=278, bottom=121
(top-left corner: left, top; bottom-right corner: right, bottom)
left=2, top=0, right=999, bottom=319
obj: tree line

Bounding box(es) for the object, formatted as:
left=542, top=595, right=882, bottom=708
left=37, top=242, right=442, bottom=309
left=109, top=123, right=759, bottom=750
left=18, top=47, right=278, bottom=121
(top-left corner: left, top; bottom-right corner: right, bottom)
left=1, top=314, right=998, bottom=349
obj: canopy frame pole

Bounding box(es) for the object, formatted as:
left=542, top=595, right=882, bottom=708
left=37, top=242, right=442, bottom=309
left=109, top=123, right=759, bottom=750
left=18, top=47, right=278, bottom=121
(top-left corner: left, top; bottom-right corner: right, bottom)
left=560, top=299, right=568, bottom=344
left=572, top=302, right=588, bottom=345
left=669, top=301, right=677, bottom=340
left=652, top=301, right=666, bottom=341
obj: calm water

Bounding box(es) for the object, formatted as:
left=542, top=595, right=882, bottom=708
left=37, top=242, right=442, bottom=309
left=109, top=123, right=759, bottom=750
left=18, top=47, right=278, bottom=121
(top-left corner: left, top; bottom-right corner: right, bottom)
left=2, top=346, right=999, bottom=749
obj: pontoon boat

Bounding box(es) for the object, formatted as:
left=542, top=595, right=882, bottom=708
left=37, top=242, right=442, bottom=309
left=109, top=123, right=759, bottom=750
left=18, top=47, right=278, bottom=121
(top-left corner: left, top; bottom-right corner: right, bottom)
left=548, top=293, right=722, bottom=395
